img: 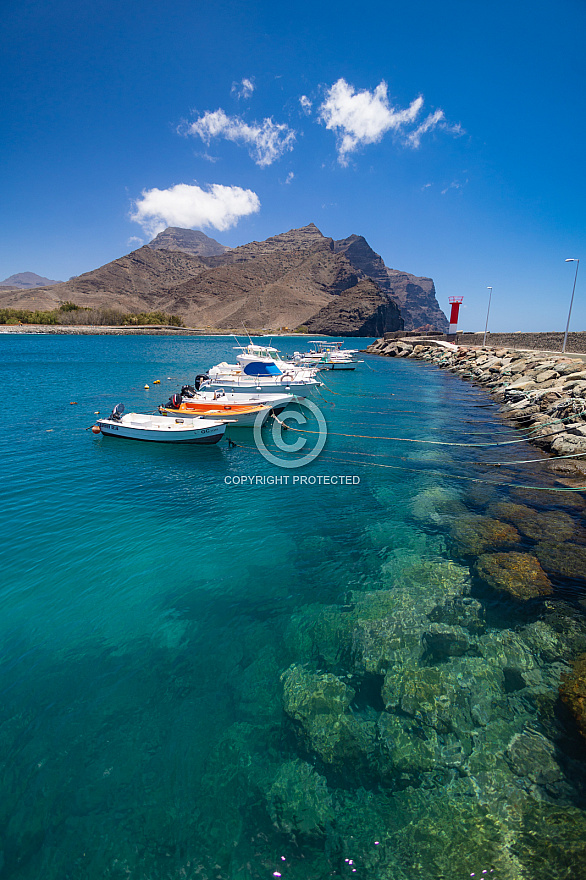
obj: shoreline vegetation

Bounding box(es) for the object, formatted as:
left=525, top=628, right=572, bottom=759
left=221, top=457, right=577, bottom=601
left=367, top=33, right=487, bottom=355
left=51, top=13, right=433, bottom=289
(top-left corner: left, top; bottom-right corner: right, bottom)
left=0, top=303, right=183, bottom=327
left=0, top=304, right=309, bottom=335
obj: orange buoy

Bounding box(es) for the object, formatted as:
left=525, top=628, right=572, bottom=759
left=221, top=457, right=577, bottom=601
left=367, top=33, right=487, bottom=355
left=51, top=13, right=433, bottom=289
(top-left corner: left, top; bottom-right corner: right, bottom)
left=144, top=384, right=150, bottom=389
left=70, top=401, right=78, bottom=405
left=91, top=425, right=101, bottom=434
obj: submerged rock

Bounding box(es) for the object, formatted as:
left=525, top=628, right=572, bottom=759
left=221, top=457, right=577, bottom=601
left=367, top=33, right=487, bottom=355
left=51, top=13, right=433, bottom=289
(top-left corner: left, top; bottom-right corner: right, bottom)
left=462, top=482, right=499, bottom=508
left=487, top=501, right=536, bottom=522
left=475, top=551, right=553, bottom=600
left=535, top=540, right=586, bottom=580
left=514, top=509, right=578, bottom=542
left=505, top=729, right=563, bottom=785
left=422, top=623, right=473, bottom=659
left=559, top=653, right=586, bottom=742
left=428, top=595, right=486, bottom=634
left=266, top=759, right=334, bottom=836
left=280, top=664, right=375, bottom=765
left=409, top=485, right=465, bottom=527
left=382, top=666, right=465, bottom=733
left=450, top=515, right=520, bottom=556
left=376, top=712, right=439, bottom=773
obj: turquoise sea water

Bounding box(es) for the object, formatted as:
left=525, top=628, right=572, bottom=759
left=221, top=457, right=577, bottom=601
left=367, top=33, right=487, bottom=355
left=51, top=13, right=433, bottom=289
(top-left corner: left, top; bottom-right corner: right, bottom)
left=1, top=334, right=586, bottom=880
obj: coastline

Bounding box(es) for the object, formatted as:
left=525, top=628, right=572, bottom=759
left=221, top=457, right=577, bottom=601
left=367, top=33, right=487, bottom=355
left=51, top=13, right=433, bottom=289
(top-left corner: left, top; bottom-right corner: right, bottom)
left=0, top=324, right=226, bottom=335
left=366, top=336, right=586, bottom=483
left=0, top=324, right=312, bottom=336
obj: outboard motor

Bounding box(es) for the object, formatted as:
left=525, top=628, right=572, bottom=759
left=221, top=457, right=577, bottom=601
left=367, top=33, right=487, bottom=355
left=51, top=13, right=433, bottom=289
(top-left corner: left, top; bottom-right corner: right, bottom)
left=194, top=373, right=210, bottom=391
left=181, top=384, right=196, bottom=398
left=110, top=403, right=125, bottom=421
left=166, top=393, right=182, bottom=409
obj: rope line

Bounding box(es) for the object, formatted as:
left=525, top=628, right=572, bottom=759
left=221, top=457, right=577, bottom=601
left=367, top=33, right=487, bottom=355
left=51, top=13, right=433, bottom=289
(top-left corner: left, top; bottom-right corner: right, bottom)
left=270, top=413, right=571, bottom=449
left=224, top=442, right=586, bottom=492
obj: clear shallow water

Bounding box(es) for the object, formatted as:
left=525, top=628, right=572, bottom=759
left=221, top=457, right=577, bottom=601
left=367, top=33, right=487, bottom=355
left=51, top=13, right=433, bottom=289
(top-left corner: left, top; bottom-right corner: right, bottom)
left=1, top=335, right=586, bottom=879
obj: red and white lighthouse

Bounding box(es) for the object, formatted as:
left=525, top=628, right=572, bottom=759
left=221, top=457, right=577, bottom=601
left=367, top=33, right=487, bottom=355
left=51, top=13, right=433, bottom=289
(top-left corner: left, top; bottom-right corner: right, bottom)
left=448, top=296, right=463, bottom=336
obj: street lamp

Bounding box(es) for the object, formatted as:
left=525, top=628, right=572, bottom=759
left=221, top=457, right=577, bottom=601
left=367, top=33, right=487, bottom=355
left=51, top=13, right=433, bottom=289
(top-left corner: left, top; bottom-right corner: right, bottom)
left=562, top=259, right=580, bottom=353
left=483, top=287, right=492, bottom=346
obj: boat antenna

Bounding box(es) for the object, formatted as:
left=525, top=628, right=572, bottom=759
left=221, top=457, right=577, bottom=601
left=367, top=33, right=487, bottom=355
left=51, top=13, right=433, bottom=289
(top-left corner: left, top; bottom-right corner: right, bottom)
left=242, top=324, right=253, bottom=344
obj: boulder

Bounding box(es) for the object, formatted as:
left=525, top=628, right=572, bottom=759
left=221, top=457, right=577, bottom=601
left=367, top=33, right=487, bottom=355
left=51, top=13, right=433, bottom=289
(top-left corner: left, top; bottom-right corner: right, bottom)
left=475, top=552, right=553, bottom=599
left=450, top=515, right=520, bottom=556
left=559, top=653, right=586, bottom=742
left=266, top=760, right=334, bottom=835
left=535, top=541, right=586, bottom=580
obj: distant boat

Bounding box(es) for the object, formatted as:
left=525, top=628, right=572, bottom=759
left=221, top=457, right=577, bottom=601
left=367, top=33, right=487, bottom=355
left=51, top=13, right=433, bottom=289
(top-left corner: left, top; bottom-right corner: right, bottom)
left=293, top=340, right=359, bottom=370
left=96, top=405, right=226, bottom=444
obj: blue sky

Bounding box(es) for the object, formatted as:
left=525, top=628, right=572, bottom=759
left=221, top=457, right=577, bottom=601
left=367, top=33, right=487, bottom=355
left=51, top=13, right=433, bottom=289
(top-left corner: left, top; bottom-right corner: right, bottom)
left=1, top=0, right=585, bottom=331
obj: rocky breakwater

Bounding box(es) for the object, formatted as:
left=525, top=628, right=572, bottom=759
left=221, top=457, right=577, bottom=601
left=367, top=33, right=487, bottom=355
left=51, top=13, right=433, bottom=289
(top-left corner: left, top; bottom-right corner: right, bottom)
left=366, top=337, right=586, bottom=744
left=367, top=337, right=586, bottom=481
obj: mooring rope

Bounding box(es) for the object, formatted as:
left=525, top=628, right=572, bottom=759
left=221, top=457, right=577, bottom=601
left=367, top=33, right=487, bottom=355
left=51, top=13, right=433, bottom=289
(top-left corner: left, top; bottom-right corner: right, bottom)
left=269, top=413, right=574, bottom=449
left=224, top=441, right=586, bottom=492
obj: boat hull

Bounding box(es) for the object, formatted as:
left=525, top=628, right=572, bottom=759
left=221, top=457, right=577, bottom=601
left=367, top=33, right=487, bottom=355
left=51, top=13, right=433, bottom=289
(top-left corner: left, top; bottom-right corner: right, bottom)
left=204, top=377, right=320, bottom=396
left=97, top=415, right=226, bottom=444
left=159, top=403, right=272, bottom=427
left=194, top=391, right=296, bottom=407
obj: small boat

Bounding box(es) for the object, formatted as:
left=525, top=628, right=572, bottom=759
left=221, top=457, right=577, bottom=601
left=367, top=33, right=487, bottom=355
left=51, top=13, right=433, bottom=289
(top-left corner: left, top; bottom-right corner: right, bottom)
left=96, top=404, right=226, bottom=444
left=158, top=394, right=273, bottom=427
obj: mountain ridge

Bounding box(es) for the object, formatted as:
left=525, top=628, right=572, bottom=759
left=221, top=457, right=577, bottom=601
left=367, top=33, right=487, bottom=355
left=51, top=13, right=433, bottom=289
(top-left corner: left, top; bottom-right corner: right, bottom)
left=0, top=224, right=447, bottom=335
left=1, top=272, right=63, bottom=290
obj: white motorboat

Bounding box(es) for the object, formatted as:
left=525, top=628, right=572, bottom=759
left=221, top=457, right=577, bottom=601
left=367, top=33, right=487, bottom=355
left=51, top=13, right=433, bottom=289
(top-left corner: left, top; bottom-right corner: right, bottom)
left=202, top=360, right=321, bottom=396
left=215, top=341, right=320, bottom=379
left=293, top=340, right=360, bottom=370
left=95, top=404, right=226, bottom=444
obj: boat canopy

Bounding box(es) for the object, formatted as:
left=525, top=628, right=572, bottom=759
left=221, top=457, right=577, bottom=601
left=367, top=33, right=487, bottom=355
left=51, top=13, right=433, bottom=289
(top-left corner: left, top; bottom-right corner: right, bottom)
left=243, top=361, right=282, bottom=376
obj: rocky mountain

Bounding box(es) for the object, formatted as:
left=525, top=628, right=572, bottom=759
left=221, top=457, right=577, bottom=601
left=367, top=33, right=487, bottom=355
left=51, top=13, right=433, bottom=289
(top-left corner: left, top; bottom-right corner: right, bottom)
left=0, top=272, right=62, bottom=290
left=334, top=234, right=448, bottom=332
left=0, top=248, right=209, bottom=312
left=0, top=224, right=446, bottom=335
left=147, top=227, right=229, bottom=257
left=304, top=279, right=402, bottom=337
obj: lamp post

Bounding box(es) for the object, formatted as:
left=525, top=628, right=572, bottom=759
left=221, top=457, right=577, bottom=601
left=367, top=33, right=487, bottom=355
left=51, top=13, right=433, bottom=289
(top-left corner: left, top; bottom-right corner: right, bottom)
left=562, top=259, right=580, bottom=353
left=483, top=287, right=492, bottom=347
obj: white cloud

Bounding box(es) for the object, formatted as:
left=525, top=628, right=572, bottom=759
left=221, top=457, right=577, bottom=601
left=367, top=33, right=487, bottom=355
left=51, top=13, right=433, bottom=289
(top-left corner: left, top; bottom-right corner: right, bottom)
left=299, top=95, right=312, bottom=113
left=318, top=78, right=460, bottom=164
left=184, top=109, right=296, bottom=167
left=318, top=79, right=423, bottom=164
left=285, top=171, right=294, bottom=184
left=231, top=78, right=255, bottom=100
left=405, top=109, right=445, bottom=148
left=441, top=179, right=468, bottom=195
left=127, top=235, right=144, bottom=247
left=130, top=182, right=260, bottom=237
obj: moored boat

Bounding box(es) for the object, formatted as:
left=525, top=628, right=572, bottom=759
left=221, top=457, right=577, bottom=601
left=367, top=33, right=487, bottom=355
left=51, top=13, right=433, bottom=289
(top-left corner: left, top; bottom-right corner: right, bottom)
left=204, top=360, right=321, bottom=396
left=96, top=405, right=226, bottom=444
left=293, top=340, right=360, bottom=370
left=180, top=386, right=296, bottom=413
left=158, top=395, right=273, bottom=427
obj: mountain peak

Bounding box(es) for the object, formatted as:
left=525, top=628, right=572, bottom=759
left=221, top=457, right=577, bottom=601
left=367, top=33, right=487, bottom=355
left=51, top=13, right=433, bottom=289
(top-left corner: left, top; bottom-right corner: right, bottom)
left=0, top=272, right=62, bottom=289
left=147, top=227, right=229, bottom=257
